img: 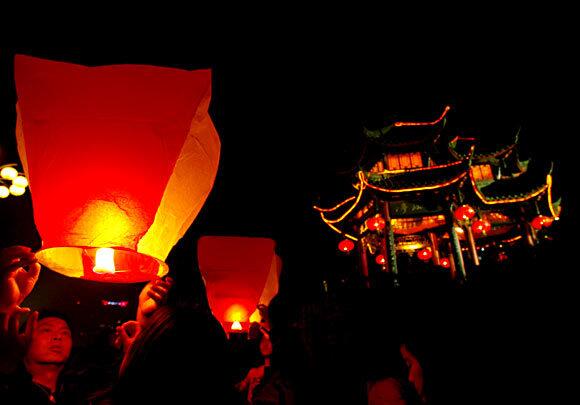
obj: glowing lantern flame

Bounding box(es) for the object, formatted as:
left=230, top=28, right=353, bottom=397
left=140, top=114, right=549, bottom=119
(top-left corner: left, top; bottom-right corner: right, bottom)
left=0, top=166, right=18, bottom=180
left=93, top=248, right=116, bottom=274
left=231, top=321, right=243, bottom=331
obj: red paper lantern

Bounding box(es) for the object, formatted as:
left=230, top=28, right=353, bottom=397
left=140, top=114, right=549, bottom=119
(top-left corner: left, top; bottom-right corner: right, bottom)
left=375, top=254, right=386, bottom=265
left=198, top=237, right=280, bottom=331
left=366, top=216, right=386, bottom=231
left=338, top=239, right=355, bottom=252
left=15, top=55, right=220, bottom=282
left=454, top=205, right=476, bottom=221
left=531, top=215, right=553, bottom=230
left=440, top=257, right=451, bottom=268
left=471, top=219, right=491, bottom=235
left=417, top=247, right=433, bottom=261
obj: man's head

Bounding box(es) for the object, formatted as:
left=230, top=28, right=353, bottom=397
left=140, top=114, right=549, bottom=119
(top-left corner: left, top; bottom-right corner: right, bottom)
left=25, top=311, right=72, bottom=365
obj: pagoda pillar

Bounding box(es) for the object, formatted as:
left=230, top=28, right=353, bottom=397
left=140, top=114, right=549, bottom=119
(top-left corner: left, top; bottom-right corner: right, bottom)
left=464, top=224, right=480, bottom=266
left=447, top=212, right=467, bottom=280
left=381, top=201, right=399, bottom=286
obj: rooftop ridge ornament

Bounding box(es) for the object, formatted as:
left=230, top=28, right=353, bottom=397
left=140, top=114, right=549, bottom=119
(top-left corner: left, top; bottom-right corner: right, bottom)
left=393, top=105, right=451, bottom=127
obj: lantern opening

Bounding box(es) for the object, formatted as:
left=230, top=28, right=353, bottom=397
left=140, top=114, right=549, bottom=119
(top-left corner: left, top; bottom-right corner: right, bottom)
left=231, top=321, right=243, bottom=331
left=36, top=246, right=168, bottom=283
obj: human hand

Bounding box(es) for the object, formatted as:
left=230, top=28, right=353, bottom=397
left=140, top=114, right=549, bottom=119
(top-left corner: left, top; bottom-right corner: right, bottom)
left=0, top=309, right=37, bottom=373
left=0, top=246, right=41, bottom=313
left=136, top=277, right=173, bottom=326
left=113, top=320, right=142, bottom=354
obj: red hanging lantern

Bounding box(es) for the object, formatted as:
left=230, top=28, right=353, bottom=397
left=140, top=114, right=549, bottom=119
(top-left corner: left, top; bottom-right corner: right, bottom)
left=454, top=205, right=476, bottom=221
left=417, top=247, right=433, bottom=261
left=471, top=219, right=491, bottom=235
left=375, top=254, right=386, bottom=265
left=198, top=237, right=280, bottom=332
left=440, top=257, right=451, bottom=268
left=366, top=216, right=386, bottom=231
left=15, top=55, right=220, bottom=282
left=338, top=239, right=355, bottom=252
left=531, top=215, right=553, bottom=230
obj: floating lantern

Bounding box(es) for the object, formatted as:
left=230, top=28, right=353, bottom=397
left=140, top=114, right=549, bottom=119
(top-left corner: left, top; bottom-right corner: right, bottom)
left=198, top=236, right=281, bottom=332
left=15, top=55, right=220, bottom=282
left=440, top=257, right=451, bottom=268
left=375, top=254, right=386, bottom=265
left=531, top=215, right=553, bottom=230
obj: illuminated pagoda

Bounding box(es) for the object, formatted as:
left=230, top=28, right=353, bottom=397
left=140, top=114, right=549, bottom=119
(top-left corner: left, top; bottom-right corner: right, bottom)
left=314, top=106, right=561, bottom=286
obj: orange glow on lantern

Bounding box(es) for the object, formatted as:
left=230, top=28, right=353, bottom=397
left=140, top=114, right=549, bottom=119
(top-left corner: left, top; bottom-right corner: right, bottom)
left=472, top=220, right=491, bottom=235
left=417, top=248, right=433, bottom=261
left=338, top=239, right=355, bottom=252
left=454, top=205, right=476, bottom=221
left=375, top=254, right=386, bottom=265
left=15, top=55, right=220, bottom=283
left=531, top=215, right=553, bottom=230
left=366, top=216, right=386, bottom=231
left=199, top=237, right=281, bottom=332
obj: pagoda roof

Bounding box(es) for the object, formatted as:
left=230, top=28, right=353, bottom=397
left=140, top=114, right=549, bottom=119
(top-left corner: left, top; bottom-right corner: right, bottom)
left=363, top=106, right=450, bottom=149
left=362, top=158, right=470, bottom=195
left=448, top=128, right=520, bottom=165
left=469, top=161, right=553, bottom=204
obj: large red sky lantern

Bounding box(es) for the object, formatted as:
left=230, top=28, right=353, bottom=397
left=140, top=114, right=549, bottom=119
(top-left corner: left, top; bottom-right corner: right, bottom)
left=15, top=55, right=220, bottom=283
left=197, top=236, right=281, bottom=332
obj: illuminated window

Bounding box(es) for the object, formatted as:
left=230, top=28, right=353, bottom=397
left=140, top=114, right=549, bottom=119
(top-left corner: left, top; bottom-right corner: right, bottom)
left=386, top=152, right=423, bottom=170
left=471, top=165, right=493, bottom=182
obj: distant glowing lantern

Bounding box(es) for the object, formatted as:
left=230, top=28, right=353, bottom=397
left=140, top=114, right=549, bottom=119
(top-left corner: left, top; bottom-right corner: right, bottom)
left=0, top=166, right=18, bottom=180
left=531, top=215, right=553, bottom=230
left=454, top=205, right=476, bottom=221
left=9, top=185, right=26, bottom=196
left=198, top=237, right=281, bottom=332
left=338, top=239, right=355, bottom=252
left=417, top=247, right=433, bottom=261
left=440, top=258, right=451, bottom=268
left=15, top=55, right=220, bottom=283
left=366, top=216, right=386, bottom=231
left=12, top=175, right=28, bottom=188
left=471, top=219, right=491, bottom=235
left=375, top=254, right=386, bottom=265
left=0, top=186, right=9, bottom=198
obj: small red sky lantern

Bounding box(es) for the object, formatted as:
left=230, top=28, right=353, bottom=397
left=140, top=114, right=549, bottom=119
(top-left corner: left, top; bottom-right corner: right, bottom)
left=439, top=257, right=451, bottom=268
left=15, top=55, right=220, bottom=283
left=531, top=215, right=553, bottom=230
left=417, top=247, right=433, bottom=261
left=338, top=239, right=355, bottom=252
left=366, top=216, right=386, bottom=231
left=471, top=219, right=491, bottom=235
left=198, top=236, right=280, bottom=333
left=454, top=204, right=476, bottom=221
